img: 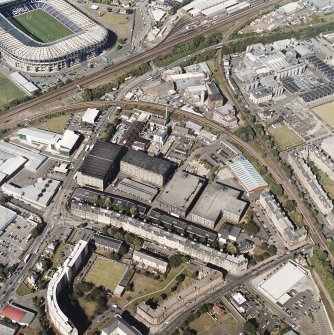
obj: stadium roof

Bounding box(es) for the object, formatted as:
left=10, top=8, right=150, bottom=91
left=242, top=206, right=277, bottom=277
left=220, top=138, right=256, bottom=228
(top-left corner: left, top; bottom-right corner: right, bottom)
left=229, top=156, right=268, bottom=193
left=121, top=149, right=173, bottom=176
left=79, top=142, right=124, bottom=179
left=259, top=262, right=307, bottom=301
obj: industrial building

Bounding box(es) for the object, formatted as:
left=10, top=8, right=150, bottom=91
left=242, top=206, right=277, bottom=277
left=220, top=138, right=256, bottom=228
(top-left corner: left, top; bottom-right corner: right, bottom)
left=259, top=191, right=307, bottom=246
left=47, top=240, right=89, bottom=335
left=212, top=104, right=238, bottom=128
left=0, top=205, right=17, bottom=232
left=156, top=171, right=206, bottom=217
left=18, top=127, right=80, bottom=156
left=191, top=182, right=248, bottom=228
left=81, top=108, right=100, bottom=124
left=228, top=157, right=268, bottom=193
left=9, top=71, right=38, bottom=95
left=120, top=149, right=174, bottom=187
left=77, top=142, right=124, bottom=191
left=101, top=314, right=142, bottom=335
left=258, top=261, right=308, bottom=304
left=133, top=249, right=168, bottom=273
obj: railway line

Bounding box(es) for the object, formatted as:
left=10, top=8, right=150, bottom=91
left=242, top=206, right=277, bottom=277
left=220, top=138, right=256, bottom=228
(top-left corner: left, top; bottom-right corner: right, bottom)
left=0, top=0, right=280, bottom=126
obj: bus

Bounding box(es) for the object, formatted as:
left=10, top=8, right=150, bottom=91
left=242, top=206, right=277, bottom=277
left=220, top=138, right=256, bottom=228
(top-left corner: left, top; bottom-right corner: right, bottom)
left=23, top=254, right=31, bottom=263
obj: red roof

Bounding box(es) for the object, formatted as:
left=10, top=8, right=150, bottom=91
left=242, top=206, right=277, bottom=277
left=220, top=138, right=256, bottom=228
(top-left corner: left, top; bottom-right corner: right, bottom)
left=1, top=305, right=25, bottom=322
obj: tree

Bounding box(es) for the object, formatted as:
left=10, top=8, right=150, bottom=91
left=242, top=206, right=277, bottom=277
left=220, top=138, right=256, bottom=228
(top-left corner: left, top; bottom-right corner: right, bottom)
left=243, top=222, right=260, bottom=236
left=82, top=88, right=93, bottom=101
left=133, top=237, right=143, bottom=249
left=104, top=197, right=112, bottom=209
left=169, top=254, right=182, bottom=268
left=130, top=207, right=138, bottom=218
left=118, top=243, right=129, bottom=256
left=226, top=242, right=237, bottom=255
left=91, top=195, right=99, bottom=206
left=285, top=199, right=296, bottom=211
left=244, top=320, right=256, bottom=335
left=270, top=183, right=284, bottom=197
left=0, top=195, right=6, bottom=205
left=176, top=274, right=185, bottom=283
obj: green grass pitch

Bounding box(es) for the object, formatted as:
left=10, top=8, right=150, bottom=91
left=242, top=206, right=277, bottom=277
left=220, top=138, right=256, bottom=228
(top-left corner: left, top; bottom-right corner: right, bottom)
left=9, top=9, right=73, bottom=43
left=0, top=73, right=26, bottom=110
left=85, top=258, right=127, bottom=292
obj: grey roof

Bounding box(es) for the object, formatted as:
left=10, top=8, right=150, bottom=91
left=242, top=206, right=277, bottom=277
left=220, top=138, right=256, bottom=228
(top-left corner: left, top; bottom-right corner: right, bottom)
left=93, top=234, right=122, bottom=251
left=133, top=249, right=168, bottom=267
left=0, top=320, right=17, bottom=335
left=79, top=142, right=124, bottom=178
left=121, top=149, right=173, bottom=176
left=116, top=178, right=158, bottom=202
left=219, top=223, right=241, bottom=239
left=102, top=314, right=141, bottom=335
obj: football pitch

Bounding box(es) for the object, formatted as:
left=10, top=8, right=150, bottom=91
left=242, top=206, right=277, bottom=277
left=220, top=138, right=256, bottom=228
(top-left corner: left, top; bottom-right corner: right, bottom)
left=85, top=258, right=127, bottom=292
left=0, top=73, right=26, bottom=110
left=9, top=9, right=73, bottom=43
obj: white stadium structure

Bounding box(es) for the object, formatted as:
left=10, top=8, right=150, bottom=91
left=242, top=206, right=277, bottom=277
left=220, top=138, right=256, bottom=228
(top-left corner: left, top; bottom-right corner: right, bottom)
left=0, top=0, right=108, bottom=73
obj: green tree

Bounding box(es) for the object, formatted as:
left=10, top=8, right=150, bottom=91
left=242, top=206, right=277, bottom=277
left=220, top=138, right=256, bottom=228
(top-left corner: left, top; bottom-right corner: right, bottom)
left=244, top=320, right=257, bottom=335
left=104, top=197, right=112, bottom=209
left=243, top=222, right=260, bottom=236
left=285, top=199, right=297, bottom=211
left=169, top=254, right=182, bottom=268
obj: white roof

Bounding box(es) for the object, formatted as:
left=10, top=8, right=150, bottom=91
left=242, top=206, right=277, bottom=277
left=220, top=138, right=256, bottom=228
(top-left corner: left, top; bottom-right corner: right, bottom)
left=18, top=128, right=58, bottom=143
left=152, top=9, right=166, bottom=21
left=82, top=108, right=99, bottom=124
left=259, top=262, right=307, bottom=301
left=0, top=205, right=17, bottom=231
left=9, top=72, right=38, bottom=94
left=229, top=157, right=268, bottom=192
left=58, top=130, right=79, bottom=150
left=232, top=292, right=246, bottom=305
left=91, top=4, right=99, bottom=9
left=0, top=156, right=26, bottom=176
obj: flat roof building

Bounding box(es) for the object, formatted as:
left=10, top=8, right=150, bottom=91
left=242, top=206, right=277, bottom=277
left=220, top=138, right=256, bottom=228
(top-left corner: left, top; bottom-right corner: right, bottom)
left=191, top=182, right=248, bottom=228
left=82, top=108, right=100, bottom=124
left=229, top=157, right=268, bottom=193
left=0, top=320, right=17, bottom=335
left=77, top=142, right=124, bottom=191
left=156, top=171, right=206, bottom=217
left=0, top=205, right=17, bottom=232
left=120, top=149, right=174, bottom=187
left=0, top=303, right=35, bottom=326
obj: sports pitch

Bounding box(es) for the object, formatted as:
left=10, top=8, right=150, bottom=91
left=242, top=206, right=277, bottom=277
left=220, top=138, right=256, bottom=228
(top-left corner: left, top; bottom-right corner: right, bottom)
left=0, top=73, right=26, bottom=110
left=85, top=258, right=127, bottom=292
left=9, top=9, right=73, bottom=43
left=268, top=125, right=304, bottom=151
left=312, top=101, right=334, bottom=129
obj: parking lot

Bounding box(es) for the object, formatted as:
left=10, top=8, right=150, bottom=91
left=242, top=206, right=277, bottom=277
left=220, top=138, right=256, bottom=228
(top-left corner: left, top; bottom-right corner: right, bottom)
left=0, top=216, right=35, bottom=265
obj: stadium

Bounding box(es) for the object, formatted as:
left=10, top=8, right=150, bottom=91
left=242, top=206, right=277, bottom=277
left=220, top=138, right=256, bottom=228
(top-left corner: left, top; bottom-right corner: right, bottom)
left=0, top=0, right=109, bottom=73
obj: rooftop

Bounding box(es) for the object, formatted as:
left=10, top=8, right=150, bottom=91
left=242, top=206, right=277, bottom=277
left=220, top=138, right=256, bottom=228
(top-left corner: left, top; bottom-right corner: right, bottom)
left=93, top=234, right=122, bottom=251
left=79, top=142, right=124, bottom=178
left=101, top=314, right=142, bottom=335
left=121, top=149, right=173, bottom=176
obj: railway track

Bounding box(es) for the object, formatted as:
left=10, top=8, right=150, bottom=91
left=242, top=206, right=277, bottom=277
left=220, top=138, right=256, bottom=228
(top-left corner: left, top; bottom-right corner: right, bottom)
left=0, top=0, right=280, bottom=125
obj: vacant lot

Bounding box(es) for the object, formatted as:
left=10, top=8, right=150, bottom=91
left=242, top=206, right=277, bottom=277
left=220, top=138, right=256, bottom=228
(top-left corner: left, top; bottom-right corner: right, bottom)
left=39, top=114, right=70, bottom=133
left=312, top=101, right=334, bottom=128
left=52, top=243, right=72, bottom=269
left=9, top=9, right=72, bottom=43
left=0, top=73, right=26, bottom=110
left=85, top=258, right=127, bottom=292
left=269, top=125, right=304, bottom=151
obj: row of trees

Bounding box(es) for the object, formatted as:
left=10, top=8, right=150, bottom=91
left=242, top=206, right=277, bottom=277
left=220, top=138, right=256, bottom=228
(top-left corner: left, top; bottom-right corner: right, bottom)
left=33, top=297, right=55, bottom=335
left=154, top=32, right=221, bottom=67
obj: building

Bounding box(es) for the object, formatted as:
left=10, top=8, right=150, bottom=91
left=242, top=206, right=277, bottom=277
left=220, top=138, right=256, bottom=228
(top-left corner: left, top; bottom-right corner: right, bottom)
left=133, top=249, right=168, bottom=273
left=219, top=223, right=241, bottom=243
left=18, top=128, right=80, bottom=156
left=137, top=267, right=224, bottom=325
left=47, top=240, right=89, bottom=335
left=228, top=157, right=268, bottom=193
left=2, top=178, right=61, bottom=209
left=212, top=104, right=238, bottom=128
left=101, top=314, right=142, bottom=335
left=0, top=320, right=17, bottom=335
left=71, top=201, right=248, bottom=274
left=249, top=88, right=272, bottom=105
left=259, top=191, right=307, bottom=246
left=207, top=82, right=224, bottom=109
left=156, top=171, right=206, bottom=217
left=120, top=149, right=174, bottom=187
left=93, top=234, right=122, bottom=253
left=77, top=142, right=124, bottom=191
left=0, top=303, right=35, bottom=326
left=0, top=205, right=16, bottom=232
left=305, top=0, right=334, bottom=10
left=82, top=108, right=100, bottom=124
left=9, top=71, right=38, bottom=95
left=0, top=0, right=108, bottom=73
left=191, top=182, right=248, bottom=228
left=27, top=273, right=39, bottom=287
left=238, top=239, right=255, bottom=254
left=287, top=153, right=333, bottom=216
left=308, top=146, right=334, bottom=182
left=258, top=261, right=307, bottom=304
left=35, top=260, right=48, bottom=272
left=321, top=136, right=334, bottom=160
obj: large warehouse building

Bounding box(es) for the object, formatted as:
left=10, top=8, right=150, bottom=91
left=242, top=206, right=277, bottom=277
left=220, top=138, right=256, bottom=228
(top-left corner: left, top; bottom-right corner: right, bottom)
left=0, top=0, right=108, bottom=73
left=156, top=171, right=206, bottom=217
left=77, top=142, right=124, bottom=191
left=191, top=182, right=248, bottom=228
left=120, top=149, right=174, bottom=187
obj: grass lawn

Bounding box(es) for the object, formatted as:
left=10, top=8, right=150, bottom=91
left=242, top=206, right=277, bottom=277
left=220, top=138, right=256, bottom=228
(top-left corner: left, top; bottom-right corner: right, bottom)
left=315, top=169, right=334, bottom=200
left=189, top=313, right=216, bottom=334
left=78, top=297, right=98, bottom=318
left=52, top=243, right=72, bottom=269
left=0, top=73, right=26, bottom=110
left=39, top=114, right=70, bottom=133
left=268, top=125, right=304, bottom=151
left=16, top=282, right=33, bottom=296
left=312, top=101, right=334, bottom=129
left=9, top=9, right=72, bottom=43
left=85, top=258, right=127, bottom=292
